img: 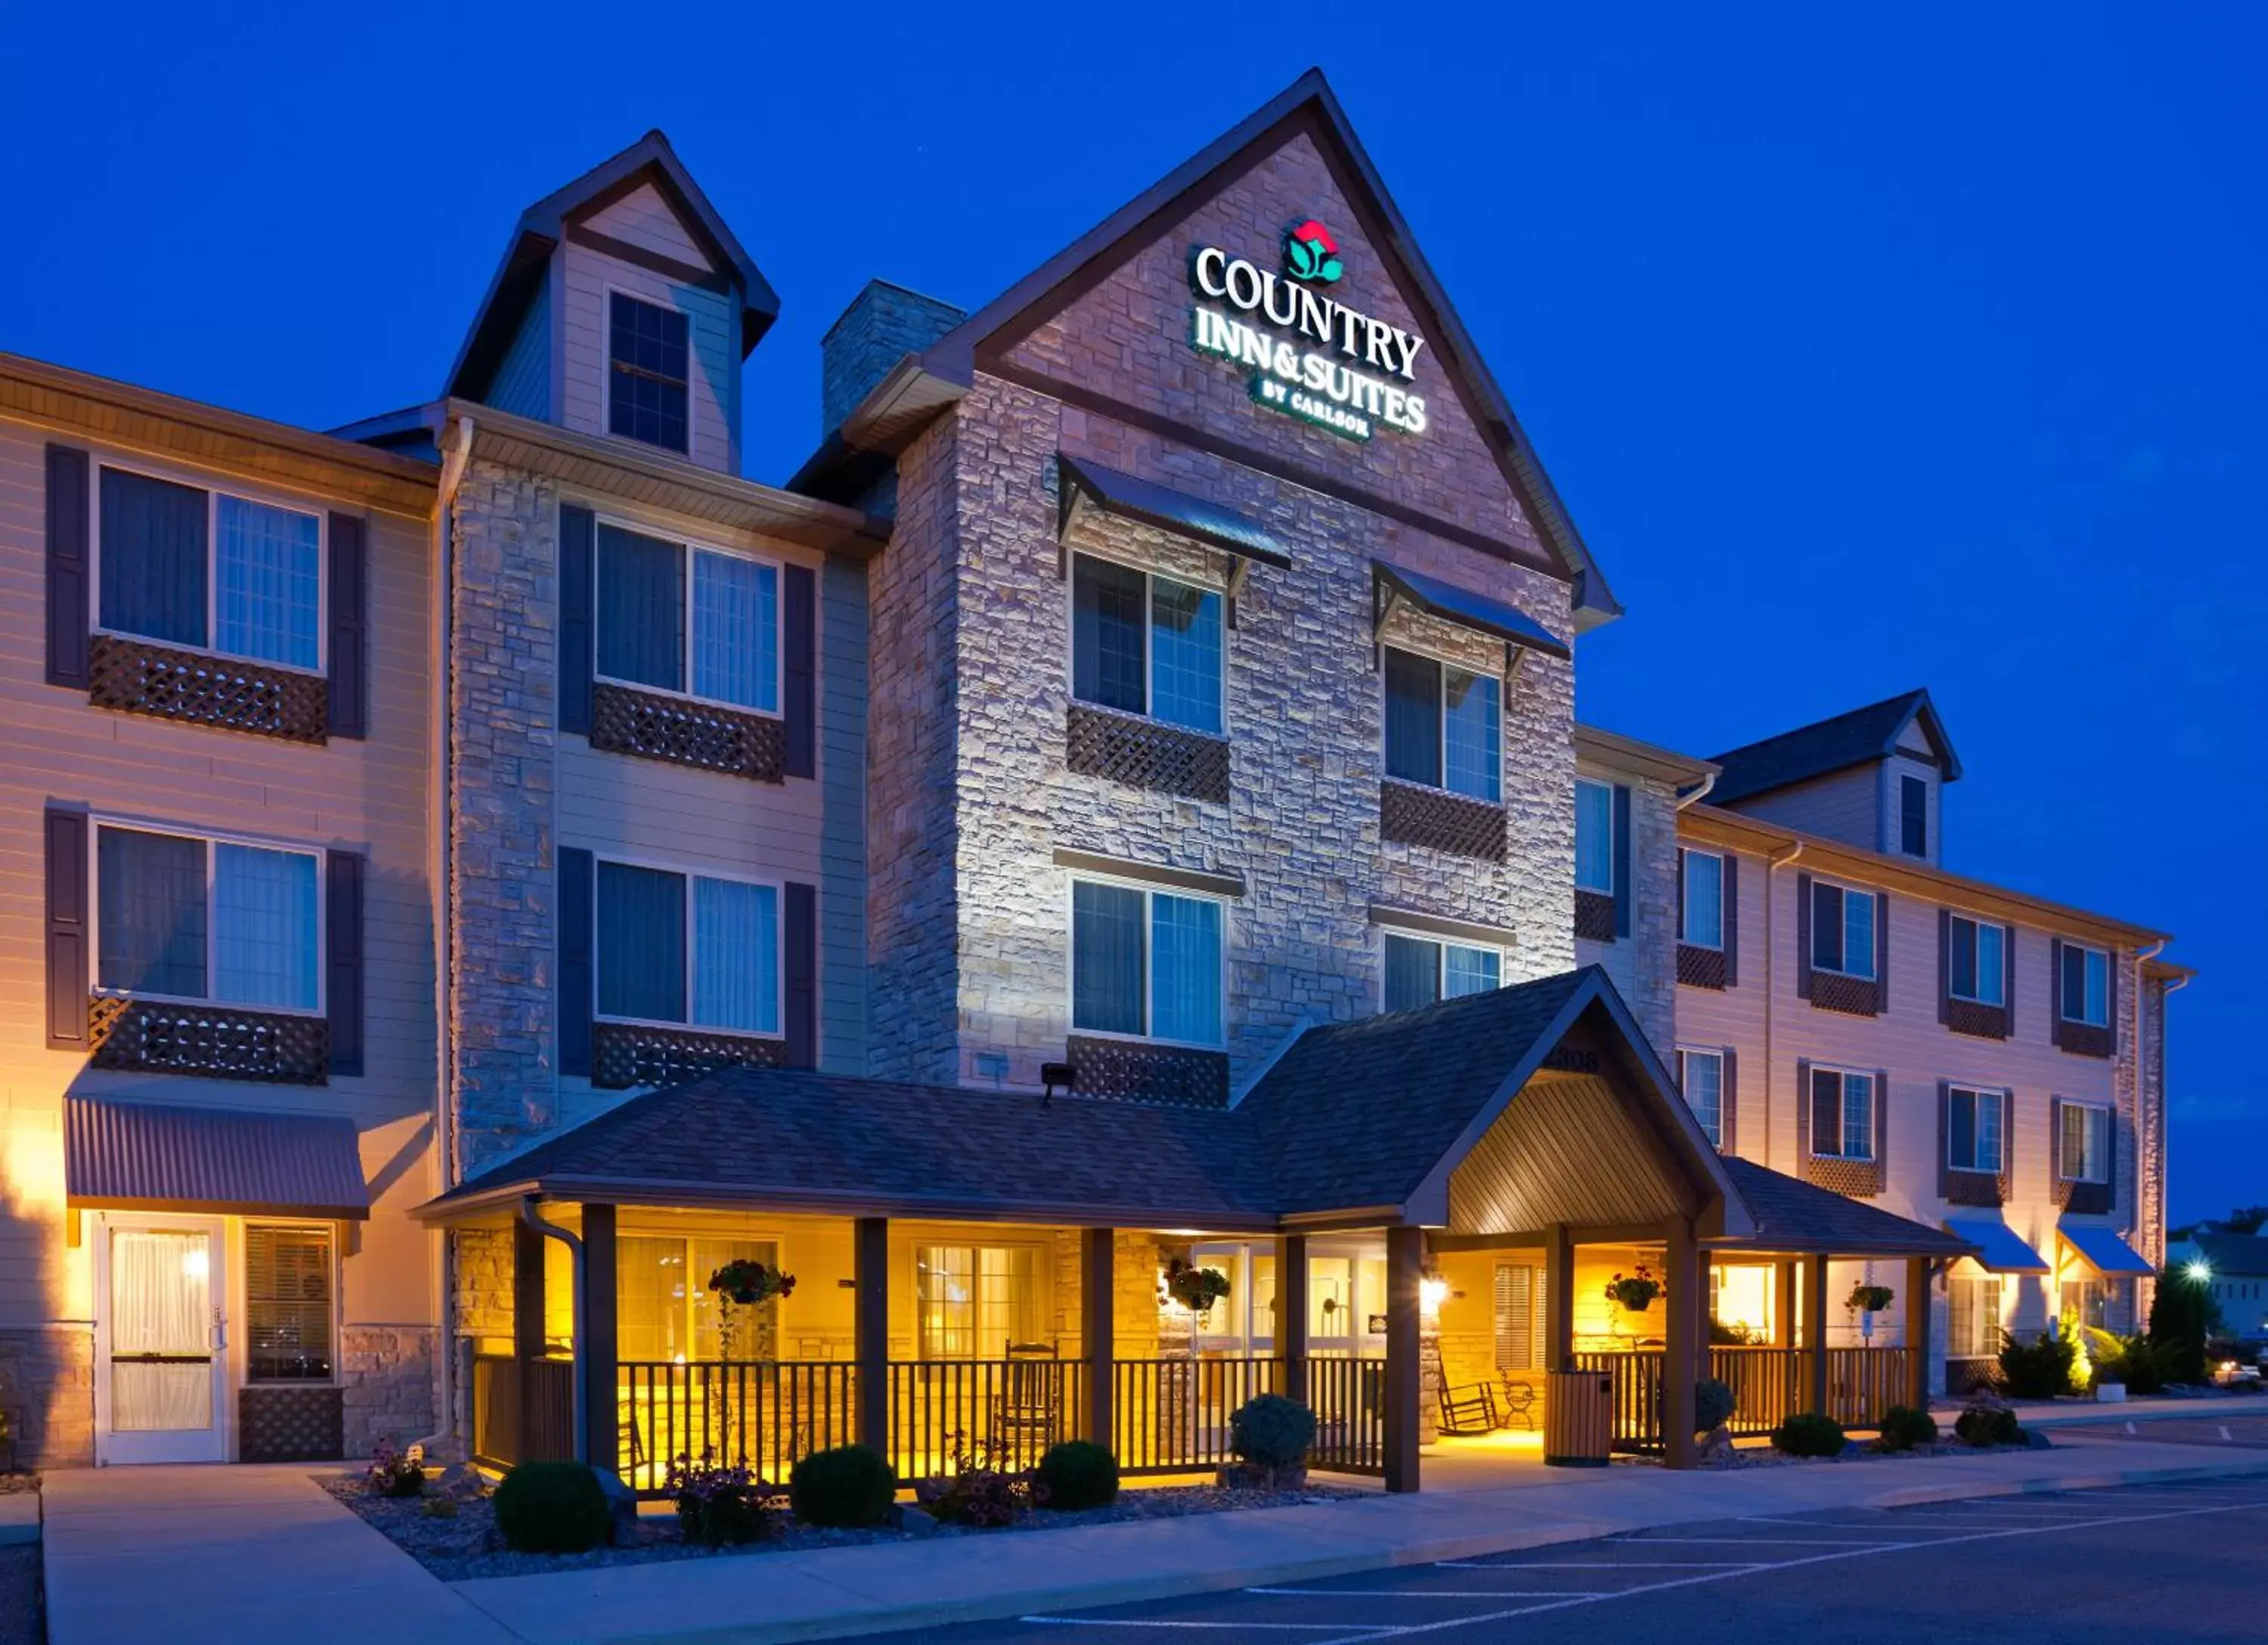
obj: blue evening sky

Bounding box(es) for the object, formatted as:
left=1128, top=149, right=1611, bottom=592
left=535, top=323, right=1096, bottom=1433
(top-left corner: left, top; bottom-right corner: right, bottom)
left=4, top=3, right=2257, bottom=1221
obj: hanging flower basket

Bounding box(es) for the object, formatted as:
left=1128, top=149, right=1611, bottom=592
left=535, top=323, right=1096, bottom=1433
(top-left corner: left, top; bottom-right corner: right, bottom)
left=1164, top=1259, right=1232, bottom=1316
left=709, top=1259, right=797, bottom=1307
left=1605, top=1266, right=1662, bottom=1313
left=1846, top=1283, right=1895, bottom=1316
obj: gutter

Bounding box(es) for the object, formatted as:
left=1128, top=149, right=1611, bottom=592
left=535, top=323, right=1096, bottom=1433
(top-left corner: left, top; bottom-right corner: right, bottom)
left=1675, top=769, right=1718, bottom=811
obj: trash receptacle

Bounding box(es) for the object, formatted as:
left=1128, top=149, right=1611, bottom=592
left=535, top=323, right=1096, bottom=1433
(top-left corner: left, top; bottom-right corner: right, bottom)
left=1545, top=1371, right=1613, bottom=1467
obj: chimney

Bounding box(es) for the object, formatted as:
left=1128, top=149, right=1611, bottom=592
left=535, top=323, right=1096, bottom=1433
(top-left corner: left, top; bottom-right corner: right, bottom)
left=820, top=280, right=967, bottom=438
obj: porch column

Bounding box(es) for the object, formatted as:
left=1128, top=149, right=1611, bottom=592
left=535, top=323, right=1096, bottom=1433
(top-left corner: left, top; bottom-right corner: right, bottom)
left=512, top=1214, right=547, bottom=1462
left=1775, top=1259, right=1798, bottom=1347
left=1806, top=1255, right=1831, bottom=1414
left=1383, top=1225, right=1424, bottom=1494
left=1280, top=1235, right=1309, bottom=1407
left=854, top=1217, right=889, bottom=1455
left=1661, top=1216, right=1699, bottom=1469
left=581, top=1204, right=619, bottom=1477
left=1082, top=1228, right=1114, bottom=1448
left=1905, top=1256, right=1933, bottom=1410
left=1545, top=1224, right=1576, bottom=1371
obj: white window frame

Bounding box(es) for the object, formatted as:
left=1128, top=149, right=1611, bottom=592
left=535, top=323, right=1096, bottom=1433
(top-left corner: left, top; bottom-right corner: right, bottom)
left=915, top=1240, right=1051, bottom=1360
left=2058, top=1100, right=2112, bottom=1185
left=1677, top=1046, right=1727, bottom=1148
left=1064, top=549, right=1228, bottom=736
left=589, top=510, right=784, bottom=720
left=1065, top=872, right=1230, bottom=1050
left=1377, top=929, right=1505, bottom=1012
left=1948, top=914, right=2006, bottom=1006
left=1382, top=641, right=1504, bottom=804
left=88, top=816, right=327, bottom=1018
left=590, top=852, right=786, bottom=1039
left=1680, top=847, right=1724, bottom=950
left=603, top=285, right=696, bottom=462
left=1575, top=777, right=1616, bottom=894
left=1810, top=878, right=1877, bottom=980
left=2059, top=940, right=2110, bottom=1027
left=1945, top=1085, right=2007, bottom=1175
left=1809, top=1064, right=1876, bottom=1161
left=89, top=456, right=330, bottom=677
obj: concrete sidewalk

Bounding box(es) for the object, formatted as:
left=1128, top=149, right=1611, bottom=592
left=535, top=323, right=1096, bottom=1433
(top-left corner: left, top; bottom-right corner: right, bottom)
left=1936, top=1390, right=2268, bottom=1429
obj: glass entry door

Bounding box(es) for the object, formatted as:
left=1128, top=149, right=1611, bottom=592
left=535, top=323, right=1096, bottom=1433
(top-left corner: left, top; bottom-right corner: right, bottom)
left=97, top=1216, right=228, bottom=1464
left=1307, top=1241, right=1388, bottom=1358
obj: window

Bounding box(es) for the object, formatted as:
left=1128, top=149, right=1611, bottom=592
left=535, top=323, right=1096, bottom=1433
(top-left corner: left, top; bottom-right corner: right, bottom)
left=245, top=1225, right=332, bottom=1382
left=2059, top=1102, right=2111, bottom=1184
left=1808, top=1067, right=1876, bottom=1160
left=1681, top=849, right=1724, bottom=948
left=1900, top=774, right=1928, bottom=857
left=1070, top=880, right=1223, bottom=1046
left=98, top=466, right=322, bottom=671
left=918, top=1244, right=1043, bottom=1359
left=596, top=522, right=779, bottom=714
left=1711, top=1263, right=1775, bottom=1341
left=1679, top=1049, right=1725, bottom=1146
left=608, top=293, right=690, bottom=453
left=1947, top=1086, right=2005, bottom=1174
left=1383, top=646, right=1501, bottom=802
left=1810, top=881, right=1876, bottom=979
left=1574, top=779, right=1614, bottom=894
left=1949, top=915, right=2006, bottom=1005
left=1381, top=932, right=1501, bottom=1012
left=1493, top=1262, right=1545, bottom=1371
left=2059, top=942, right=2109, bottom=1027
left=618, top=1236, right=778, bottom=1362
left=2060, top=1279, right=2108, bottom=1331
left=95, top=826, right=321, bottom=1011
left=596, top=861, right=780, bottom=1034
left=1949, top=1274, right=2003, bottom=1358
left=1070, top=555, right=1224, bottom=734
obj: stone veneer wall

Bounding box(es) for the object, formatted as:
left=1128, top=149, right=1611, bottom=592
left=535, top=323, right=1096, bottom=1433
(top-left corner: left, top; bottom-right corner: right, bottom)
left=340, top=1325, right=438, bottom=1460
left=2137, top=969, right=2169, bottom=1291
left=0, top=1324, right=93, bottom=1467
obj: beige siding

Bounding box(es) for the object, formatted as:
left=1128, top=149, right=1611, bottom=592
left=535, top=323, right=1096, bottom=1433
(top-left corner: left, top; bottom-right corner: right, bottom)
left=1726, top=762, right=1882, bottom=853
left=558, top=243, right=737, bottom=474
left=0, top=415, right=436, bottom=1331
left=584, top=183, right=714, bottom=268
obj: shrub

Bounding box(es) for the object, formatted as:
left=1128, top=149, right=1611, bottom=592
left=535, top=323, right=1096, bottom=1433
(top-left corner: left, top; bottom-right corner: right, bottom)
left=1954, top=1390, right=2025, bottom=1448
left=916, top=1436, right=1039, bottom=1529
left=2149, top=1271, right=2219, bottom=1385
left=665, top=1453, right=778, bottom=1547
left=1035, top=1440, right=1120, bottom=1512
left=365, top=1437, right=427, bottom=1498
left=493, top=1461, right=612, bottom=1554
left=790, top=1444, right=897, bottom=1529
left=1998, top=1328, right=2078, bottom=1399
left=1771, top=1412, right=1847, bottom=1458
left=1876, top=1405, right=1938, bottom=1452
left=1230, top=1394, right=1317, bottom=1471
left=1693, top=1377, right=1737, bottom=1435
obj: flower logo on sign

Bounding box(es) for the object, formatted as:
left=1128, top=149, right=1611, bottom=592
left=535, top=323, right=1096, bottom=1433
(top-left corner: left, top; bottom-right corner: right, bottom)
left=1284, top=218, right=1344, bottom=284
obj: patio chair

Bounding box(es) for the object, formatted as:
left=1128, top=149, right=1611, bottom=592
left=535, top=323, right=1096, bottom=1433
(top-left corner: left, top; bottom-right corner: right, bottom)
left=1436, top=1381, right=1501, bottom=1437
left=1495, top=1377, right=1538, bottom=1432
left=992, top=1343, right=1063, bottom=1462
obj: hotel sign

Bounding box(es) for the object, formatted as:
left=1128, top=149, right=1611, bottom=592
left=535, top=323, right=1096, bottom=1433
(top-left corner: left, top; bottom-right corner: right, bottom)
left=1188, top=218, right=1429, bottom=442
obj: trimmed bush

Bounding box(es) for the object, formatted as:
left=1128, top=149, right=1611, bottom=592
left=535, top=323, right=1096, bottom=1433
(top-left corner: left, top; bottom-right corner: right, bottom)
left=790, top=1444, right=897, bottom=1529
left=1771, top=1412, right=1847, bottom=1458
left=1036, top=1440, right=1120, bottom=1512
left=1954, top=1403, right=2024, bottom=1448
left=1876, top=1405, right=1938, bottom=1452
left=493, top=1461, right=612, bottom=1554
left=1693, top=1377, right=1737, bottom=1436
left=1230, top=1394, right=1317, bottom=1471
left=2148, top=1274, right=2217, bottom=1386
left=1998, top=1328, right=2078, bottom=1399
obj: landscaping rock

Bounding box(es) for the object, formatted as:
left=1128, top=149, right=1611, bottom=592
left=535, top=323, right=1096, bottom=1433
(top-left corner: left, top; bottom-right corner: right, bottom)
left=894, top=1504, right=938, bottom=1536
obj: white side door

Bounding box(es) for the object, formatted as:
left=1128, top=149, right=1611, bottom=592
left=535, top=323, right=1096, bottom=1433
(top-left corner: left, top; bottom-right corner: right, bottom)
left=94, top=1214, right=228, bottom=1465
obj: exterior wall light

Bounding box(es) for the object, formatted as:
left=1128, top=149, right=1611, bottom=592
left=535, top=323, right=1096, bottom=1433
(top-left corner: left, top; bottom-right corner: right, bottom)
left=1419, top=1277, right=1449, bottom=1314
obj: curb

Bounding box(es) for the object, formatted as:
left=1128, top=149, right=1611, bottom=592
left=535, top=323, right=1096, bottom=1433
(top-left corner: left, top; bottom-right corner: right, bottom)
left=0, top=1496, right=37, bottom=1548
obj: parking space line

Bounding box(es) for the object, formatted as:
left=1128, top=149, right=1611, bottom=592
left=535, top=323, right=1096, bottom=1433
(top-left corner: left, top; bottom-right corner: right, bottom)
left=1604, top=1535, right=1904, bottom=1546
left=1247, top=1588, right=1610, bottom=1598
left=1021, top=1619, right=1379, bottom=1632
left=1436, top=1559, right=1763, bottom=1569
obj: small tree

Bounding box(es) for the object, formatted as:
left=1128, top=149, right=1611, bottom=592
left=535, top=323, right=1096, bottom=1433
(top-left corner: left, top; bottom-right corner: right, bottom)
left=2149, top=1266, right=2221, bottom=1385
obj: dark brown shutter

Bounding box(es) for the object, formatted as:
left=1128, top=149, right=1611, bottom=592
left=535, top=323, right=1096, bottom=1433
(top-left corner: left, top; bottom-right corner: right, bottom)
left=45, top=809, right=88, bottom=1049
left=1999, top=1088, right=2014, bottom=1185
left=326, top=850, right=365, bottom=1076
left=1722, top=854, right=1739, bottom=986
left=2003, top=926, right=2018, bottom=1036
left=2108, top=945, right=2121, bottom=1047
left=558, top=847, right=593, bottom=1077
left=326, top=513, right=367, bottom=739
left=46, top=445, right=91, bottom=688
left=1796, top=873, right=1814, bottom=999
left=2050, top=1096, right=2065, bottom=1188
left=783, top=563, right=816, bottom=780
left=1936, top=1079, right=1952, bottom=1197
left=1875, top=892, right=1891, bottom=1008
left=785, top=881, right=817, bottom=1067
left=1796, top=1058, right=1814, bottom=1156
left=1937, top=909, right=1952, bottom=1025
left=2049, top=937, right=2065, bottom=1049
left=1675, top=849, right=1685, bottom=941
left=1875, top=1067, right=1889, bottom=1171
left=559, top=505, right=595, bottom=737
left=1611, top=785, right=1633, bottom=938
left=1721, top=1047, right=1738, bottom=1155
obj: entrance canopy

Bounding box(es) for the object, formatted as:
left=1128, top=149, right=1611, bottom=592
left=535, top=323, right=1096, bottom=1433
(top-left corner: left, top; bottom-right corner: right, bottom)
left=67, top=1096, right=369, bottom=1220
left=1945, top=1214, right=2051, bottom=1274
left=2061, top=1222, right=2155, bottom=1278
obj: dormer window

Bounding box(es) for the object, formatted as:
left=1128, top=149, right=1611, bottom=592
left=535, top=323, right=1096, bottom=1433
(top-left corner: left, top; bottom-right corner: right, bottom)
left=609, top=293, right=689, bottom=454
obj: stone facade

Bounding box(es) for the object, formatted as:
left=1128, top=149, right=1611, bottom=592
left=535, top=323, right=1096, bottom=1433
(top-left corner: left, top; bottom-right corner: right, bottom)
left=821, top=280, right=967, bottom=438
left=0, top=1324, right=94, bottom=1468
left=340, top=1324, right=439, bottom=1460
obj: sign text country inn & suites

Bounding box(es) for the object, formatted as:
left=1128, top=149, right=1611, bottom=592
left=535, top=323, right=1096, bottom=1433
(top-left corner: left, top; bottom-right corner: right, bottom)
left=1189, top=218, right=1430, bottom=441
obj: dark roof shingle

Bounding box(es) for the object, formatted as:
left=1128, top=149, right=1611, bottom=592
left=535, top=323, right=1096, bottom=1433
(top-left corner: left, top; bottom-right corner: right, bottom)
left=1709, top=689, right=1958, bottom=807
left=1719, top=1157, right=1975, bottom=1257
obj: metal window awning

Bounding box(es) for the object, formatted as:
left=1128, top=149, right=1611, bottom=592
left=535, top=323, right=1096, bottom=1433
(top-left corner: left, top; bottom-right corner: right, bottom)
left=1057, top=455, right=1292, bottom=569
left=66, top=1096, right=370, bottom=1220
left=1373, top=559, right=1572, bottom=661
left=1944, top=1215, right=2051, bottom=1274
left=2059, top=1220, right=2155, bottom=1278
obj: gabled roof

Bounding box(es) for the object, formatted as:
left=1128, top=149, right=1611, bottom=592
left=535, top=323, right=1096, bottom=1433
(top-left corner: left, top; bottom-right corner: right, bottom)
left=2177, top=1231, right=2268, bottom=1276
left=792, top=69, right=1618, bottom=628
left=1717, top=1157, right=1975, bottom=1259
left=444, top=131, right=780, bottom=402
left=1709, top=689, right=1962, bottom=807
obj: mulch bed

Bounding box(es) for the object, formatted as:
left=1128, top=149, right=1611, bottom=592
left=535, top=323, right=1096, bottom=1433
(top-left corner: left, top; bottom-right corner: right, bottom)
left=0, top=1473, right=38, bottom=1496
left=323, top=1472, right=1365, bottom=1584
left=1693, top=1437, right=2045, bottom=1470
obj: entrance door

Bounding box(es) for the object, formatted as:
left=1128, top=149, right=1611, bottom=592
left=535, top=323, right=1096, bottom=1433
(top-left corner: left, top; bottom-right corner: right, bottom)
left=95, top=1215, right=228, bottom=1464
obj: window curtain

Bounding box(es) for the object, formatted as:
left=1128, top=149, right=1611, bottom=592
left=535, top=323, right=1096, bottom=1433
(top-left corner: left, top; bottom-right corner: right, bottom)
left=109, top=1228, right=212, bottom=1432
left=918, top=1246, right=975, bottom=1358
left=1148, top=578, right=1222, bottom=733
left=1843, top=1073, right=1875, bottom=1160
left=689, top=550, right=777, bottom=711
left=1978, top=1092, right=2004, bottom=1173
left=1574, top=782, right=1614, bottom=892
left=1381, top=648, right=1442, bottom=787
left=100, top=468, right=208, bottom=648
left=214, top=495, right=320, bottom=668
left=598, top=862, right=687, bottom=1022
left=1149, top=893, right=1222, bottom=1045
left=617, top=1237, right=689, bottom=1363
left=692, top=877, right=778, bottom=1033
left=1382, top=933, right=1439, bottom=1012
left=1951, top=917, right=1979, bottom=999
left=977, top=1246, right=1043, bottom=1357
left=1974, top=924, right=2005, bottom=1005
left=1441, top=667, right=1501, bottom=801
left=1843, top=892, right=1876, bottom=979
left=1070, top=881, right=1144, bottom=1034
left=1443, top=945, right=1500, bottom=998
left=1071, top=557, right=1145, bottom=714
left=1810, top=1067, right=1842, bottom=1156
left=1683, top=1052, right=1723, bottom=1145
left=212, top=844, right=318, bottom=1009
left=98, top=827, right=207, bottom=997
left=1684, top=853, right=1724, bottom=947
left=1811, top=884, right=1842, bottom=971
left=596, top=524, right=685, bottom=691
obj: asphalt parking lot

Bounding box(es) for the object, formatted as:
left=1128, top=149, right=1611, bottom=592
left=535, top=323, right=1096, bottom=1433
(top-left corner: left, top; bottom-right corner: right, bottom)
left=877, top=1472, right=2268, bottom=1643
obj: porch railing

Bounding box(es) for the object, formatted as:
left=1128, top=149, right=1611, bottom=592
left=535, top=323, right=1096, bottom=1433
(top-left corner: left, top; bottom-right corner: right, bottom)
left=1307, top=1355, right=1388, bottom=1476
left=884, top=1358, right=1087, bottom=1480
left=617, top=1360, right=857, bottom=1489
left=1823, top=1346, right=1911, bottom=1429
left=1711, top=1346, right=1806, bottom=1437
left=472, top=1352, right=575, bottom=1468
left=1112, top=1355, right=1277, bottom=1473
left=1573, top=1349, right=1666, bottom=1454
left=1573, top=1346, right=1916, bottom=1453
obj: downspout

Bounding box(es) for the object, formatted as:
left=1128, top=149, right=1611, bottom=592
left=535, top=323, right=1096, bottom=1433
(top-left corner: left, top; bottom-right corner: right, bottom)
left=1764, top=839, right=1804, bottom=1172
left=519, top=1197, right=587, bottom=1465
left=1675, top=770, right=1718, bottom=811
